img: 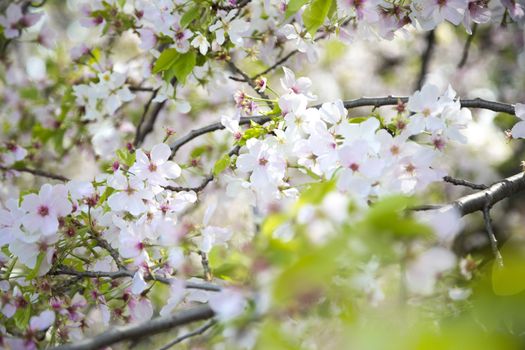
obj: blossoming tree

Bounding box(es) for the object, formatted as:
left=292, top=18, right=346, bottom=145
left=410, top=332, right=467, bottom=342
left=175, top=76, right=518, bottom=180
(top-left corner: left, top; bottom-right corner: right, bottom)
left=1, top=0, right=525, bottom=349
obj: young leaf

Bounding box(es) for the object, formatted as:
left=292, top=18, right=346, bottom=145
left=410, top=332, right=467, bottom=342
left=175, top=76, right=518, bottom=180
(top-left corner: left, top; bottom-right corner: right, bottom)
left=165, top=51, right=196, bottom=84
left=181, top=5, right=200, bottom=28
left=302, top=0, right=333, bottom=35
left=152, top=49, right=179, bottom=74
left=285, top=0, right=309, bottom=18
left=213, top=153, right=231, bottom=176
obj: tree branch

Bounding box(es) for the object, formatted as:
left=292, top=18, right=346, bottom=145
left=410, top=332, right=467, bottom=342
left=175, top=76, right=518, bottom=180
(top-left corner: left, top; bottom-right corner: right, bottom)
left=50, top=305, right=215, bottom=350
left=134, top=89, right=159, bottom=147
left=167, top=146, right=240, bottom=192
left=443, top=175, right=488, bottom=190
left=227, top=61, right=273, bottom=108
left=448, top=172, right=525, bottom=216
left=0, top=165, right=70, bottom=182
left=482, top=193, right=504, bottom=267
left=414, top=30, right=436, bottom=91
left=157, top=320, right=216, bottom=350
left=49, top=266, right=222, bottom=291
left=458, top=24, right=477, bottom=68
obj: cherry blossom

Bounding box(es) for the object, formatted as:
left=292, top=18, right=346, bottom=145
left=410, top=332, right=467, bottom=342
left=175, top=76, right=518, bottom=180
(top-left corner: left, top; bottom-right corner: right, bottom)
left=107, top=172, right=154, bottom=216
left=129, top=143, right=182, bottom=190
left=21, top=184, right=72, bottom=236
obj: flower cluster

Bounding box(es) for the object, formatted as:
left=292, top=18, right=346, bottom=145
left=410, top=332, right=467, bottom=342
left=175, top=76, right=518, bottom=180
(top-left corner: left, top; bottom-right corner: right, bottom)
left=224, top=68, right=471, bottom=212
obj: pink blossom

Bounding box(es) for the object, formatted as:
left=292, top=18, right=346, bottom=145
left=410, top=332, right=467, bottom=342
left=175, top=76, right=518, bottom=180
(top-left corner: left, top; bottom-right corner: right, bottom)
left=21, top=184, right=72, bottom=236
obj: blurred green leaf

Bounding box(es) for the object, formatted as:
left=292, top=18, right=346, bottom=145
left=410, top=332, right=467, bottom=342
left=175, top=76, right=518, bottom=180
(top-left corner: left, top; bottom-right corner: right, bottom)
left=285, top=0, right=309, bottom=18
left=492, top=240, right=525, bottom=296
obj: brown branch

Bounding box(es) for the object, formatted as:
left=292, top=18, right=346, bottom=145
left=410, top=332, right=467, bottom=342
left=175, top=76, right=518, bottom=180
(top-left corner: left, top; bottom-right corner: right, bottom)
left=167, top=146, right=240, bottom=193
left=482, top=193, right=504, bottom=267
left=0, top=165, right=70, bottom=182
left=250, top=28, right=335, bottom=80
left=157, top=320, right=216, bottom=350
left=443, top=175, right=488, bottom=190
left=458, top=24, right=477, bottom=68
left=49, top=266, right=222, bottom=292
left=50, top=305, right=215, bottom=350
left=414, top=29, right=436, bottom=91
left=227, top=61, right=273, bottom=108
left=129, top=86, right=155, bottom=92
left=448, top=172, right=525, bottom=216
left=134, top=88, right=161, bottom=147
left=251, top=50, right=299, bottom=79
left=89, top=232, right=126, bottom=270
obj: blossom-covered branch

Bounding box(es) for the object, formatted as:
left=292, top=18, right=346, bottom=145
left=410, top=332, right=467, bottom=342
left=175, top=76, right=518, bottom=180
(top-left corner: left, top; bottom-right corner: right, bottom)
left=51, top=305, right=215, bottom=350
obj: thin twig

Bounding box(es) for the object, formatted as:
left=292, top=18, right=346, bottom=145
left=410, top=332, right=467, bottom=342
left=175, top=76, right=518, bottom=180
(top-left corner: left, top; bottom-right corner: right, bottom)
left=200, top=251, right=212, bottom=281
left=409, top=204, right=445, bottom=211
left=89, top=233, right=126, bottom=270
left=167, top=146, right=240, bottom=193
left=482, top=193, right=504, bottom=267
left=458, top=24, right=477, bottom=68
left=251, top=49, right=299, bottom=79
left=414, top=30, right=436, bottom=91
left=134, top=88, right=160, bottom=147
left=227, top=61, right=273, bottom=108
left=443, top=175, right=488, bottom=190
left=0, top=165, right=70, bottom=181
left=50, top=305, right=215, bottom=350
left=157, top=320, right=216, bottom=350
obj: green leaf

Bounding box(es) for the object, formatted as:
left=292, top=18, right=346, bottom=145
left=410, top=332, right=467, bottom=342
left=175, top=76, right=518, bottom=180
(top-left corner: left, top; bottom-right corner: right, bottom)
left=255, top=321, right=302, bottom=350
left=302, top=0, right=332, bottom=35
left=285, top=0, right=309, bottom=18
left=164, top=51, right=197, bottom=84
left=14, top=305, right=31, bottom=329
left=116, top=149, right=135, bottom=167
left=297, top=180, right=335, bottom=207
left=98, top=186, right=115, bottom=206
left=152, top=49, right=179, bottom=74
left=190, top=145, right=209, bottom=158
left=181, top=5, right=200, bottom=28
left=492, top=240, right=525, bottom=296
left=262, top=213, right=289, bottom=237
left=213, top=153, right=231, bottom=176
left=273, top=238, right=344, bottom=307
left=27, top=252, right=45, bottom=280
left=364, top=196, right=432, bottom=238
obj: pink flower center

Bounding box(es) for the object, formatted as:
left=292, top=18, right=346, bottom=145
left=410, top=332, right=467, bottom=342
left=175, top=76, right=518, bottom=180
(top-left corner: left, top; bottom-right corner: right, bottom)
left=405, top=163, right=416, bottom=174
left=433, top=137, right=446, bottom=151
left=349, top=163, right=360, bottom=172
left=136, top=242, right=145, bottom=250
left=148, top=162, right=157, bottom=172
left=38, top=205, right=50, bottom=217
left=126, top=186, right=136, bottom=195
left=259, top=157, right=268, bottom=166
